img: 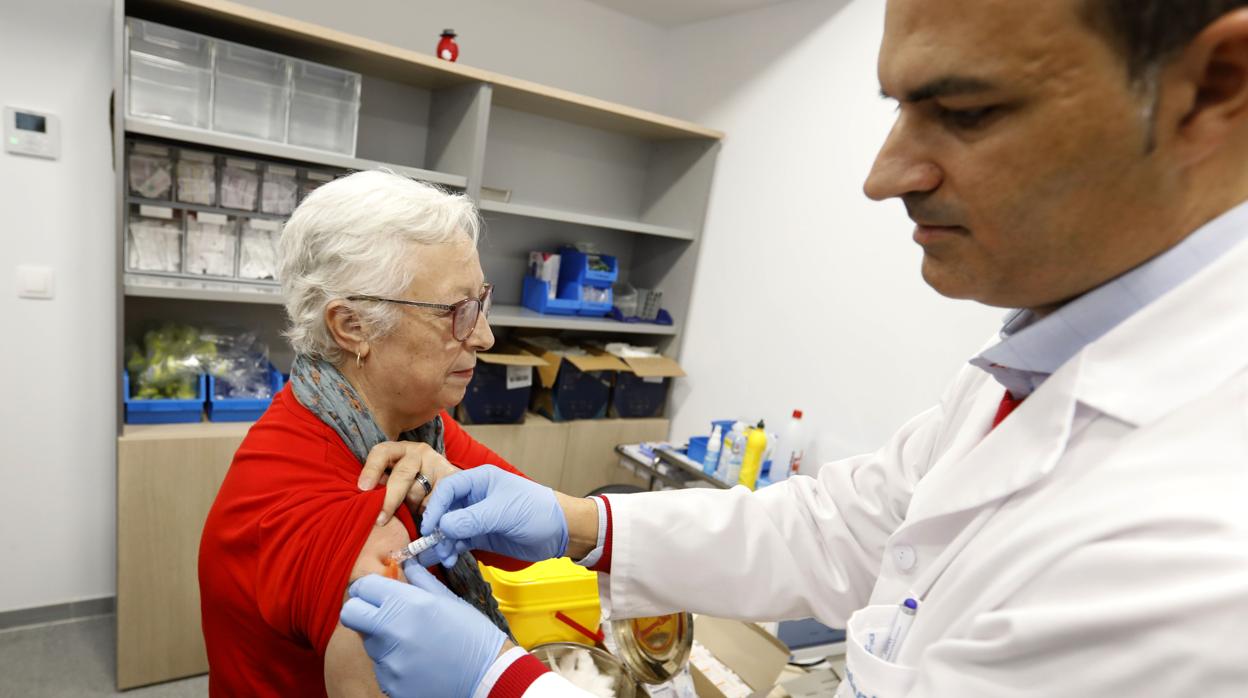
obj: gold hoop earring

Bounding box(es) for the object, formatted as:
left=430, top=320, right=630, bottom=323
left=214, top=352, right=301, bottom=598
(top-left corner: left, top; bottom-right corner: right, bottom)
left=356, top=351, right=362, bottom=368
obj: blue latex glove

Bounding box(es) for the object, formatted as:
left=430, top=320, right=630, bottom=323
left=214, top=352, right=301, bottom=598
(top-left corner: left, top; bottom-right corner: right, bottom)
left=340, top=563, right=506, bottom=698
left=420, top=464, right=569, bottom=567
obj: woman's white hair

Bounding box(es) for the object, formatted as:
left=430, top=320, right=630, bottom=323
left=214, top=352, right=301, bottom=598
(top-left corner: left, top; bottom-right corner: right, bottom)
left=278, top=169, right=480, bottom=364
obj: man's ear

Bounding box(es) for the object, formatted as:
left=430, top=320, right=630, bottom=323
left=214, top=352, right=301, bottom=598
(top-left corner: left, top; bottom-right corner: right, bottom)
left=1168, top=9, right=1248, bottom=165
left=325, top=300, right=370, bottom=360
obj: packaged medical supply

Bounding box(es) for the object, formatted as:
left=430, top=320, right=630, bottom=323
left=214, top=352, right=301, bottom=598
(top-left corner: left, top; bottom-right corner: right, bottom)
left=260, top=164, right=298, bottom=214
left=128, top=143, right=173, bottom=199
left=185, top=212, right=238, bottom=277
left=529, top=252, right=561, bottom=300
left=220, top=158, right=260, bottom=210
left=738, top=421, right=768, bottom=490
left=127, top=206, right=183, bottom=273
left=238, top=218, right=281, bottom=281
left=176, top=150, right=217, bottom=205
left=770, top=410, right=808, bottom=483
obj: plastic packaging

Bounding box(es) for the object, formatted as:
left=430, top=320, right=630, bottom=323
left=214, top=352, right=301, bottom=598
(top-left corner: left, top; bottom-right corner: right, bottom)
left=128, top=143, right=173, bottom=199
left=770, top=410, right=809, bottom=483
left=702, top=423, right=723, bottom=475
left=202, top=329, right=273, bottom=400
left=738, top=421, right=768, bottom=490
left=238, top=218, right=281, bottom=280
left=220, top=158, right=260, bottom=210
left=176, top=150, right=217, bottom=205
left=260, top=164, right=298, bottom=214
left=125, top=323, right=214, bottom=399
left=185, top=212, right=237, bottom=277
left=127, top=207, right=183, bottom=273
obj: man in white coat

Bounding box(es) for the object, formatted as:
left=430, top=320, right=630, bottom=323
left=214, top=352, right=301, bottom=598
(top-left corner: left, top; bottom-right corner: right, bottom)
left=339, top=0, right=1248, bottom=695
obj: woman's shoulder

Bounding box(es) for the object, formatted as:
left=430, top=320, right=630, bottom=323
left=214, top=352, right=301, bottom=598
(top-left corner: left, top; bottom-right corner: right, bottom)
left=229, top=385, right=359, bottom=478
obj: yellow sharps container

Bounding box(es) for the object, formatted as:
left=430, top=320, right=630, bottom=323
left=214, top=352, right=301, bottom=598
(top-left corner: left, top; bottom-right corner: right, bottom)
left=479, top=557, right=602, bottom=649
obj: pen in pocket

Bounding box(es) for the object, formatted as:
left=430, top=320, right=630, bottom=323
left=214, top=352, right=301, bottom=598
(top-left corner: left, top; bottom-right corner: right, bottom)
left=880, top=598, right=919, bottom=662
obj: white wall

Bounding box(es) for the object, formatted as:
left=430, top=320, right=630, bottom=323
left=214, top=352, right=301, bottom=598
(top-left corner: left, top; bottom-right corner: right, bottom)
left=663, top=0, right=1002, bottom=461
left=0, top=0, right=118, bottom=612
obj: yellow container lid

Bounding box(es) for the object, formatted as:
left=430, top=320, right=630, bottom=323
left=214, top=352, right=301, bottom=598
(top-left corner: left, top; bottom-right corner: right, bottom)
left=480, top=557, right=599, bottom=612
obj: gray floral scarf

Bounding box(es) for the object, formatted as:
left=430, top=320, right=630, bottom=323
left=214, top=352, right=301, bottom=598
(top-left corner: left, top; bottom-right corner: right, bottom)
left=290, top=354, right=512, bottom=637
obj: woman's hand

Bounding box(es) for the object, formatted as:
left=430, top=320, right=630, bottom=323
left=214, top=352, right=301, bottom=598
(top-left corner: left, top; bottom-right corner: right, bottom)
left=358, top=442, right=461, bottom=525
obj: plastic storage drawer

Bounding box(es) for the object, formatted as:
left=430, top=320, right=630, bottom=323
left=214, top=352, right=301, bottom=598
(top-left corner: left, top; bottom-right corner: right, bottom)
left=287, top=60, right=361, bottom=155
left=522, top=276, right=581, bottom=315
left=206, top=366, right=284, bottom=422
left=126, top=19, right=215, bottom=129
left=123, top=372, right=206, bottom=424
left=213, top=42, right=290, bottom=141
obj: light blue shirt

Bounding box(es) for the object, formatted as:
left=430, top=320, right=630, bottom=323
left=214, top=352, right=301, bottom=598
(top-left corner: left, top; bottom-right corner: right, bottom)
left=972, top=200, right=1248, bottom=398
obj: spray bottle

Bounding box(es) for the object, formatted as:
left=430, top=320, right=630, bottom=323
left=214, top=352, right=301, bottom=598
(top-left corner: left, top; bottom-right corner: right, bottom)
left=703, top=423, right=724, bottom=475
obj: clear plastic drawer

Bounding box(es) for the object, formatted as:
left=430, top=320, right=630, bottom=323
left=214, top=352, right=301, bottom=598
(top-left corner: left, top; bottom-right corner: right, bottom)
left=126, top=19, right=214, bottom=128
left=213, top=42, right=290, bottom=141
left=287, top=60, right=361, bottom=155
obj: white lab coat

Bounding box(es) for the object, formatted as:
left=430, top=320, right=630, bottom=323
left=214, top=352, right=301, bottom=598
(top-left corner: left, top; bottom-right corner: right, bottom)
left=517, top=237, right=1248, bottom=697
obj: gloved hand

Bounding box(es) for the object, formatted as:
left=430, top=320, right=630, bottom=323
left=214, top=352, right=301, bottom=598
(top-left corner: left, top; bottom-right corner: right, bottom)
left=340, top=563, right=507, bottom=698
left=420, top=464, right=569, bottom=566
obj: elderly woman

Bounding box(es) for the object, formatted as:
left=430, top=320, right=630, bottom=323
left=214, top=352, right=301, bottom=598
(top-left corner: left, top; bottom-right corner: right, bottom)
left=198, top=170, right=531, bottom=697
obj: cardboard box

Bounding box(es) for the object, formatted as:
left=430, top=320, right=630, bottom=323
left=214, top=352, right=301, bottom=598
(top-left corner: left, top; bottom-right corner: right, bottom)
left=515, top=337, right=629, bottom=422
left=456, top=344, right=549, bottom=424
left=608, top=354, right=686, bottom=418
left=689, top=616, right=790, bottom=698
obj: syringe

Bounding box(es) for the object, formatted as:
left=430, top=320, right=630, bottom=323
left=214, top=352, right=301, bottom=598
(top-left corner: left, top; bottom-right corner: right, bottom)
left=387, top=530, right=448, bottom=565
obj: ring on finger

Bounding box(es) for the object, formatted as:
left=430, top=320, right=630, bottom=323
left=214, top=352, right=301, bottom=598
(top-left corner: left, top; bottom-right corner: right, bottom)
left=415, top=472, right=432, bottom=497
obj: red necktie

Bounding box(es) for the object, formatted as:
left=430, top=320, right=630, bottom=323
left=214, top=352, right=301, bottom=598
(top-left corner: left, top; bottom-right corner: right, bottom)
left=991, top=390, right=1025, bottom=429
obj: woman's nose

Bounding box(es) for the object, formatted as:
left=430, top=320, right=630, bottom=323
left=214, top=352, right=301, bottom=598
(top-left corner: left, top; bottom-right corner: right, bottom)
left=466, top=312, right=494, bottom=351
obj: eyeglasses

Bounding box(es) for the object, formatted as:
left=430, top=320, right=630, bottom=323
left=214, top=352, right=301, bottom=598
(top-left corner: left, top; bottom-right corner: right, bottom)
left=347, top=283, right=493, bottom=342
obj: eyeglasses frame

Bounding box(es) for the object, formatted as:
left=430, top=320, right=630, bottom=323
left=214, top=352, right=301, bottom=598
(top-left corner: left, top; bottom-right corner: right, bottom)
left=346, top=283, right=493, bottom=342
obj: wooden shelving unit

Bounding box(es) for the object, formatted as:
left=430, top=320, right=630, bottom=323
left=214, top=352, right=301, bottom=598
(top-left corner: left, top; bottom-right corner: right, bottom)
left=112, top=0, right=721, bottom=689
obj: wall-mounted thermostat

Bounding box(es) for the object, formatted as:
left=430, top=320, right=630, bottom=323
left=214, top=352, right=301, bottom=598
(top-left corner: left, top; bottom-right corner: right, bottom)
left=5, top=107, right=60, bottom=160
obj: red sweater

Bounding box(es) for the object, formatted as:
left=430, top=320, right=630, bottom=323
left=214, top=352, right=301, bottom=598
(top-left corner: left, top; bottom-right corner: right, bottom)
left=198, top=384, right=526, bottom=697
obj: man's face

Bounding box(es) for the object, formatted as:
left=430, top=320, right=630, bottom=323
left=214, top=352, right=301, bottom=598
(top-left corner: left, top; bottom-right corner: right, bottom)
left=865, top=0, right=1183, bottom=312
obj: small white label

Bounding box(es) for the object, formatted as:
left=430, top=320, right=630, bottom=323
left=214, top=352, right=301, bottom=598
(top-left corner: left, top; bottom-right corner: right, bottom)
left=197, top=212, right=228, bottom=225
left=179, top=150, right=214, bottom=163
left=133, top=142, right=169, bottom=156
left=306, top=170, right=334, bottom=182
left=266, top=164, right=296, bottom=176
left=225, top=158, right=257, bottom=170
left=249, top=218, right=281, bottom=231
left=506, top=365, right=532, bottom=390
left=139, top=205, right=174, bottom=219
left=643, top=376, right=665, bottom=384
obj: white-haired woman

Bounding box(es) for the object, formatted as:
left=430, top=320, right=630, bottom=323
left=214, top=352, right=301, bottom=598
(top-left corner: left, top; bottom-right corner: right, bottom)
left=199, top=171, right=547, bottom=697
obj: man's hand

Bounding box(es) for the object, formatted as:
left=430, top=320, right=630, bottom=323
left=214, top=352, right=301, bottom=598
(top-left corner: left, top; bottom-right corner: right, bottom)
left=358, top=442, right=460, bottom=526
left=340, top=564, right=512, bottom=698
left=419, top=465, right=575, bottom=566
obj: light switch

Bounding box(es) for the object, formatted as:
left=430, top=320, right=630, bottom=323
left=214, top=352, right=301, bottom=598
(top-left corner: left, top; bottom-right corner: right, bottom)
left=16, top=265, right=54, bottom=300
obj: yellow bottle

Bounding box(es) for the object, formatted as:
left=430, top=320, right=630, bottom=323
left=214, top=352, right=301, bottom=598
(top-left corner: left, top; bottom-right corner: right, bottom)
left=738, top=420, right=768, bottom=490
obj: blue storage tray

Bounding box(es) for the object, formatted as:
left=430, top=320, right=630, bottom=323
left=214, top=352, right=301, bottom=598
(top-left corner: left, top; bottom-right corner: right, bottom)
left=522, top=275, right=581, bottom=315
left=558, top=250, right=618, bottom=287
left=207, top=365, right=284, bottom=422
left=123, top=371, right=206, bottom=424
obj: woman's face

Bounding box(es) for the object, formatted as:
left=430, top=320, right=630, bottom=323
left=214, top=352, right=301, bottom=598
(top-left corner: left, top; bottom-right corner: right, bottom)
left=363, top=238, right=494, bottom=428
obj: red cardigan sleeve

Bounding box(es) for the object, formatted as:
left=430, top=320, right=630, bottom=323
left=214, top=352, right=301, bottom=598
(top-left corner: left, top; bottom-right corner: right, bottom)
left=439, top=411, right=532, bottom=571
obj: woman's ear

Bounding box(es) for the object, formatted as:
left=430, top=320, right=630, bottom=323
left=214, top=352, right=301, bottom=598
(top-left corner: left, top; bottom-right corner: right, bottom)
left=325, top=300, right=370, bottom=360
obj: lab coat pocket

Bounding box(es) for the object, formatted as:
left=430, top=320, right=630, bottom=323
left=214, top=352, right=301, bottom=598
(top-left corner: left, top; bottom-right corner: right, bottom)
left=841, top=605, right=919, bottom=698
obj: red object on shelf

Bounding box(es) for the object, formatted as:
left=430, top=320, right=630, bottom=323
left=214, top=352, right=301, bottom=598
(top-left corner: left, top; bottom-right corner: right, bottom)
left=437, top=29, right=459, bottom=62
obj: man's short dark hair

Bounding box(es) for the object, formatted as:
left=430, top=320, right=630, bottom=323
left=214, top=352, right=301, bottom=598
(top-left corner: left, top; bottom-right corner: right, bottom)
left=1083, top=1, right=1248, bottom=80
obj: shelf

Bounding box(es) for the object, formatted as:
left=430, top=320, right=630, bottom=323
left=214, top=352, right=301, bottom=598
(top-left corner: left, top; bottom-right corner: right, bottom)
left=120, top=418, right=254, bottom=442
left=488, top=304, right=679, bottom=335
left=125, top=273, right=284, bottom=305
left=127, top=196, right=287, bottom=221
left=128, top=0, right=723, bottom=141
left=125, top=117, right=469, bottom=189
left=479, top=200, right=695, bottom=241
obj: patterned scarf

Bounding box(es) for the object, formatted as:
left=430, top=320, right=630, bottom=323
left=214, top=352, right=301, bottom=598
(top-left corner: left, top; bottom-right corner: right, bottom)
left=289, top=354, right=512, bottom=637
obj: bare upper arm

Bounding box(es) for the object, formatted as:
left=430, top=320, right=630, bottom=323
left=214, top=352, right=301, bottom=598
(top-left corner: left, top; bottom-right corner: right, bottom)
left=324, top=516, right=411, bottom=697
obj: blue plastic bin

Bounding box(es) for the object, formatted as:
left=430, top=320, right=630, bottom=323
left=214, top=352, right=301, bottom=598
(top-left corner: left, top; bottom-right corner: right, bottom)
left=206, top=365, right=285, bottom=422
left=558, top=250, right=617, bottom=317
left=686, top=436, right=709, bottom=464
left=123, top=371, right=206, bottom=424
left=521, top=275, right=581, bottom=315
